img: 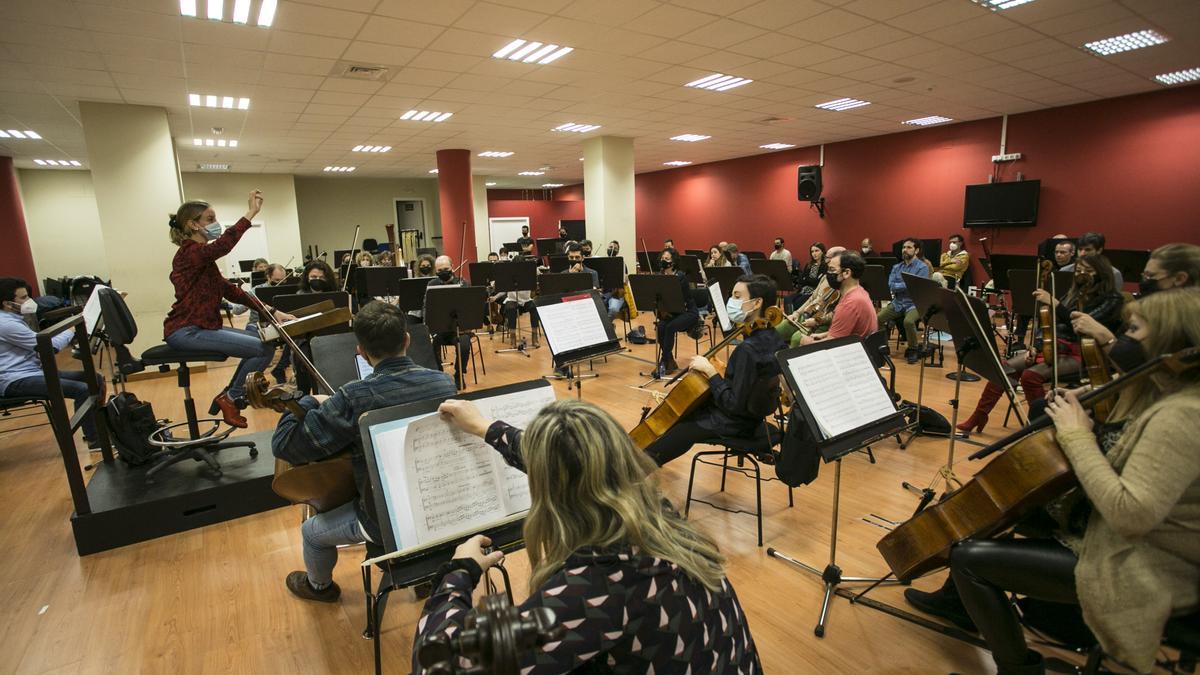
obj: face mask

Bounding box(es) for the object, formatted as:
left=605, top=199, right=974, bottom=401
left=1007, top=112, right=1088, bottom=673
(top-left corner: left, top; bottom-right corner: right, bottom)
left=1074, top=273, right=1093, bottom=287
left=726, top=297, right=749, bottom=323
left=308, top=278, right=331, bottom=292
left=419, top=266, right=432, bottom=275
left=774, top=242, right=783, bottom=250
left=19, top=298, right=38, bottom=315
left=202, top=222, right=222, bottom=241
left=582, top=249, right=591, bottom=257
left=949, top=242, right=959, bottom=252
left=436, top=269, right=453, bottom=281
left=1138, top=277, right=1162, bottom=297
left=660, top=261, right=674, bottom=272
left=1108, top=334, right=1147, bottom=373
left=861, top=247, right=870, bottom=254
left=825, top=270, right=841, bottom=288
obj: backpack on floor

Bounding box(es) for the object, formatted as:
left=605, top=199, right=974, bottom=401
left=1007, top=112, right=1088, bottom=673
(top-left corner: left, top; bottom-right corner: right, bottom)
left=104, top=392, right=162, bottom=465
left=901, top=401, right=952, bottom=435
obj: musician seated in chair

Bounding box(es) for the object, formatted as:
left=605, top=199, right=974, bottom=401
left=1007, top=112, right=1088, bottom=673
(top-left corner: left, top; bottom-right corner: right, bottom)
left=913, top=288, right=1200, bottom=675
left=425, top=255, right=472, bottom=388
left=272, top=301, right=457, bottom=603
left=299, top=260, right=336, bottom=294
left=957, top=254, right=1123, bottom=435
left=931, top=234, right=969, bottom=289
left=652, top=249, right=699, bottom=377
left=877, top=237, right=930, bottom=364
left=429, top=398, right=762, bottom=673
left=162, top=191, right=295, bottom=428
left=643, top=274, right=786, bottom=467
left=799, top=251, right=877, bottom=345
left=777, top=246, right=845, bottom=347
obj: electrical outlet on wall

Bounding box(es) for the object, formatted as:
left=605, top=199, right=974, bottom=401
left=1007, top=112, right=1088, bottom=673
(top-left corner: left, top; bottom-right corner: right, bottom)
left=991, top=152, right=1022, bottom=162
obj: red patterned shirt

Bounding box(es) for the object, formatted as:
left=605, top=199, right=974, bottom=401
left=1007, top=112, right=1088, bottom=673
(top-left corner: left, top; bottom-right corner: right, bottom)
left=163, top=218, right=255, bottom=339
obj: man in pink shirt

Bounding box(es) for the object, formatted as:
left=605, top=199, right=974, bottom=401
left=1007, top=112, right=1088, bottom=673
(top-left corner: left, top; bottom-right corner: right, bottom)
left=801, top=251, right=877, bottom=344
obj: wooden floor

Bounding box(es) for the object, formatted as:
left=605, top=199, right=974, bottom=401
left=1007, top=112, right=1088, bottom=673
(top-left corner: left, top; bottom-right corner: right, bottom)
left=0, top=315, right=1093, bottom=674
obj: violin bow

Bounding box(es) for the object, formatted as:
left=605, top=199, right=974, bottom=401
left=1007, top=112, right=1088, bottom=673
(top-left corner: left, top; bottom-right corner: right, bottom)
left=341, top=224, right=361, bottom=293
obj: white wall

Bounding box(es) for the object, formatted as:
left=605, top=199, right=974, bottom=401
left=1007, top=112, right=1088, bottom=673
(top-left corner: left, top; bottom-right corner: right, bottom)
left=17, top=169, right=110, bottom=283
left=181, top=172, right=303, bottom=270
left=293, top=176, right=442, bottom=263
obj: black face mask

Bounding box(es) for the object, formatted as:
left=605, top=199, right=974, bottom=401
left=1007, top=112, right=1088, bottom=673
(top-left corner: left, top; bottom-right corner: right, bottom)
left=1074, top=273, right=1093, bottom=287
left=308, top=278, right=331, bottom=292
left=1108, top=334, right=1148, bottom=373
left=436, top=269, right=453, bottom=281
left=1138, top=277, right=1162, bottom=297
left=419, top=266, right=432, bottom=275
left=825, top=270, right=841, bottom=288
left=582, top=249, right=591, bottom=257
left=774, top=242, right=783, bottom=249
left=607, top=247, right=616, bottom=257
left=660, top=261, right=674, bottom=272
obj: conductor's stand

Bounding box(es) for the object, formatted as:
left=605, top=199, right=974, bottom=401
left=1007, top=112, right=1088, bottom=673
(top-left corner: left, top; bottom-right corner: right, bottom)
left=97, top=288, right=257, bottom=482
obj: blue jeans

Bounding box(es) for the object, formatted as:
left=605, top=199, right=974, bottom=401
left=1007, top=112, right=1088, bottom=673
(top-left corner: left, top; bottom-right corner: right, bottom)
left=300, top=501, right=365, bottom=587
left=166, top=325, right=272, bottom=399
left=602, top=292, right=625, bottom=320
left=6, top=370, right=100, bottom=440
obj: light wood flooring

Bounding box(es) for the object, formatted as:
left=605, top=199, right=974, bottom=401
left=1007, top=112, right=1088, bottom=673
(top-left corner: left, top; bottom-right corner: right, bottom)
left=0, top=315, right=1099, bottom=674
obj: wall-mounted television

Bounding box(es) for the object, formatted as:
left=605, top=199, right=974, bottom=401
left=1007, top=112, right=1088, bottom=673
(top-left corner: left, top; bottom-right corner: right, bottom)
left=963, top=179, right=1040, bottom=228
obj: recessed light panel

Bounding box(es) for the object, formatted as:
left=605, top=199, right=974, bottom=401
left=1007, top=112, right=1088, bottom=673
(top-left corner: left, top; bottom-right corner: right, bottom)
left=903, top=115, right=954, bottom=126
left=1154, top=67, right=1200, bottom=85
left=181, top=0, right=274, bottom=26
left=1083, top=30, right=1168, bottom=56
left=323, top=166, right=355, bottom=172
left=684, top=73, right=753, bottom=92
left=553, top=122, right=601, bottom=133
left=352, top=145, right=391, bottom=152
left=0, top=129, right=40, bottom=139
left=478, top=151, right=514, bottom=158
left=485, top=182, right=497, bottom=186
left=401, top=110, right=452, bottom=122
left=970, top=0, right=1036, bottom=10
left=518, top=171, right=545, bottom=176
left=198, top=163, right=230, bottom=171
left=670, top=134, right=711, bottom=142
left=33, top=159, right=82, bottom=167
left=189, top=93, right=250, bottom=109
left=542, top=183, right=564, bottom=188
left=663, top=161, right=692, bottom=166
left=760, top=143, right=795, bottom=150
left=492, top=39, right=573, bottom=65
left=428, top=169, right=439, bottom=174
left=192, top=137, right=239, bottom=147
left=816, top=97, right=871, bottom=111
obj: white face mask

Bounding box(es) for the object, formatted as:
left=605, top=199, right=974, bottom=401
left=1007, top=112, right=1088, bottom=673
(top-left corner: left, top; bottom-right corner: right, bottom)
left=19, top=298, right=37, bottom=315
left=948, top=242, right=959, bottom=252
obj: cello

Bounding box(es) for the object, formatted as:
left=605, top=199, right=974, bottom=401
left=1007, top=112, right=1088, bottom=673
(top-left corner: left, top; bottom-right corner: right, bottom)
left=876, top=346, right=1199, bottom=581
left=629, top=305, right=782, bottom=450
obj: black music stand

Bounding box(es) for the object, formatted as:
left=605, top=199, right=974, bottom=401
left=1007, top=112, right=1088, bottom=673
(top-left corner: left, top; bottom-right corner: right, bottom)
left=861, top=265, right=890, bottom=305
left=750, top=259, right=795, bottom=295
left=357, top=267, right=410, bottom=301
left=864, top=255, right=898, bottom=268
left=546, top=254, right=570, bottom=273
left=1104, top=248, right=1149, bottom=288
left=768, top=337, right=910, bottom=637
left=467, top=262, right=495, bottom=288
left=311, top=325, right=440, bottom=390
left=584, top=256, right=625, bottom=291
left=538, top=272, right=592, bottom=296
left=987, top=254, right=1038, bottom=293
left=743, top=250, right=767, bottom=260
left=535, top=237, right=563, bottom=258
left=676, top=255, right=704, bottom=284
left=684, top=249, right=705, bottom=258
left=896, top=273, right=956, bottom=449
left=534, top=290, right=622, bottom=398
left=254, top=284, right=301, bottom=307
left=424, top=286, right=486, bottom=391
left=492, top=260, right=539, bottom=355
left=638, top=250, right=662, bottom=274
left=627, top=274, right=686, bottom=386
left=703, top=266, right=742, bottom=301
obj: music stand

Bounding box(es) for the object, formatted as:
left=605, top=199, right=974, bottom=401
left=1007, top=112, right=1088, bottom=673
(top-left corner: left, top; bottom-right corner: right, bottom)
left=743, top=250, right=767, bottom=260
left=703, top=266, right=742, bottom=301
left=638, top=250, right=662, bottom=274
left=534, top=290, right=622, bottom=398
left=394, top=278, right=434, bottom=314
left=537, top=272, right=592, bottom=296
left=467, top=262, right=495, bottom=288
left=750, top=259, right=795, bottom=295
left=861, top=265, right=890, bottom=305
left=357, top=267, right=410, bottom=301
left=500, top=242, right=521, bottom=255
left=311, top=324, right=440, bottom=389
left=627, top=274, right=687, bottom=385
left=254, top=284, right=301, bottom=307
left=271, top=291, right=352, bottom=339
left=424, top=286, right=486, bottom=391
left=584, top=256, right=625, bottom=291
left=987, top=254, right=1038, bottom=293
left=865, top=255, right=898, bottom=268
left=535, top=237, right=563, bottom=258
left=896, top=273, right=955, bottom=448
left=491, top=260, right=539, bottom=356
left=768, top=337, right=910, bottom=637
left=676, top=255, right=704, bottom=285
left=546, top=254, right=570, bottom=273
left=684, top=249, right=705, bottom=258
left=1104, top=248, right=1149, bottom=287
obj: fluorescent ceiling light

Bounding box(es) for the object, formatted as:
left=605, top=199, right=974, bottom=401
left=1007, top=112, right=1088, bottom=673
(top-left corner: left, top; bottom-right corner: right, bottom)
left=485, top=182, right=497, bottom=186
left=198, top=163, right=230, bottom=171
left=1155, top=67, right=1200, bottom=85
left=25, top=130, right=41, bottom=139
left=1083, top=29, right=1168, bottom=56
left=324, top=166, right=355, bottom=172
left=670, top=134, right=710, bottom=142
left=257, top=0, right=277, bottom=26
left=542, top=183, right=564, bottom=188
left=33, top=159, right=45, bottom=165
left=402, top=110, right=452, bottom=122
left=493, top=38, right=573, bottom=64
left=664, top=161, right=692, bottom=166
left=352, top=145, right=391, bottom=152
left=205, top=138, right=214, bottom=146
left=478, top=151, right=514, bottom=157
left=207, top=0, right=222, bottom=20
left=237, top=97, right=250, bottom=110
left=6, top=130, right=27, bottom=138
left=189, top=93, right=201, bottom=106
left=538, top=46, right=572, bottom=64
left=33, top=159, right=76, bottom=167
left=815, top=97, right=871, bottom=111
left=493, top=39, right=525, bottom=59
left=685, top=73, right=753, bottom=92
left=190, top=93, right=250, bottom=109
left=180, top=0, right=196, bottom=17
left=428, top=169, right=439, bottom=174
left=970, top=0, right=1036, bottom=10
left=0, top=129, right=39, bottom=139
left=518, top=171, right=545, bottom=176
left=903, top=115, right=954, bottom=126
left=232, top=0, right=250, bottom=24
left=553, top=122, right=600, bottom=133
left=760, top=143, right=795, bottom=150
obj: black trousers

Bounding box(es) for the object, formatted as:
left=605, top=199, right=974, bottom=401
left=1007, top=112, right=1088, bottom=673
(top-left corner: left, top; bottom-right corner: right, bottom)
left=503, top=300, right=538, bottom=331
left=435, top=332, right=471, bottom=377
left=951, top=538, right=1078, bottom=672
left=656, top=312, right=698, bottom=362
left=642, top=419, right=717, bottom=467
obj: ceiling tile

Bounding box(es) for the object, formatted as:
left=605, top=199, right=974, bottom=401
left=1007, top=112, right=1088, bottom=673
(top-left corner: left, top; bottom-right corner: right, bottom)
left=452, top=2, right=551, bottom=36
left=730, top=0, right=827, bottom=29
left=271, top=3, right=369, bottom=39
left=374, top=0, right=476, bottom=25
left=624, top=4, right=719, bottom=39
left=357, top=16, right=445, bottom=49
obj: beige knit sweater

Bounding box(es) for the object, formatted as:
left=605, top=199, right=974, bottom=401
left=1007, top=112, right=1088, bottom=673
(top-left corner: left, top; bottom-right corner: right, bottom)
left=1056, top=384, right=1200, bottom=673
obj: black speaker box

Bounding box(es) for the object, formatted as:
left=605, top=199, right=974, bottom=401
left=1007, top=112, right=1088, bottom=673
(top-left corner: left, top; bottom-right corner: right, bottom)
left=797, top=165, right=822, bottom=201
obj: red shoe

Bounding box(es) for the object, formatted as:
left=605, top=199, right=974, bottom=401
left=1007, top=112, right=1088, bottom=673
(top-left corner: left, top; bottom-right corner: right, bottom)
left=212, top=392, right=247, bottom=428
left=956, top=411, right=988, bottom=434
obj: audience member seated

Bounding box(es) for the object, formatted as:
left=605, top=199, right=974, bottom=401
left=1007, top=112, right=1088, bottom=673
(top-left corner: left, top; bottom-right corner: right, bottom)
left=877, top=237, right=930, bottom=363
left=725, top=243, right=752, bottom=275
left=706, top=245, right=730, bottom=268
left=788, top=241, right=827, bottom=310
left=770, top=236, right=793, bottom=270
left=932, top=234, right=969, bottom=288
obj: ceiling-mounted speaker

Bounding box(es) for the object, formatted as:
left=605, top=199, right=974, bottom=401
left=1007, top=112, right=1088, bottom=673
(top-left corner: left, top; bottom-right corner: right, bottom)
left=797, top=165, right=822, bottom=201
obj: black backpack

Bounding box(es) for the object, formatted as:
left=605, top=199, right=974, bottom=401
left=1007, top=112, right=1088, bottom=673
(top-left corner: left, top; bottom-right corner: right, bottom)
left=775, top=409, right=821, bottom=487
left=104, top=392, right=162, bottom=465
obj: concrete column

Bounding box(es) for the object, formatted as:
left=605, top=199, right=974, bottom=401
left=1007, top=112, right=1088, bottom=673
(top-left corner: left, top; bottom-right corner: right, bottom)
left=471, top=175, right=491, bottom=262
left=582, top=136, right=635, bottom=267
left=0, top=157, right=40, bottom=293
left=79, top=102, right=183, bottom=354
left=435, top=149, right=477, bottom=276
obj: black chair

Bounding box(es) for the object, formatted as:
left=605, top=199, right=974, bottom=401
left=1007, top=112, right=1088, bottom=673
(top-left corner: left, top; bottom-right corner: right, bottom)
left=684, top=421, right=794, bottom=547
left=0, top=396, right=51, bottom=434
left=97, top=289, right=257, bottom=482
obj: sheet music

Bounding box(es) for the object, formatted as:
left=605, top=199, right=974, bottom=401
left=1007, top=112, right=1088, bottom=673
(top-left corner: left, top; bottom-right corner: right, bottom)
left=786, top=342, right=896, bottom=439
left=83, top=284, right=109, bottom=334
left=536, top=295, right=610, bottom=356
left=355, top=355, right=373, bottom=379
left=709, top=283, right=732, bottom=332
left=368, top=384, right=556, bottom=554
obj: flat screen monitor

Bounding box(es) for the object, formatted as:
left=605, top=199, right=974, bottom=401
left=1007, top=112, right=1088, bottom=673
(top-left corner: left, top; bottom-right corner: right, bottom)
left=963, top=179, right=1040, bottom=228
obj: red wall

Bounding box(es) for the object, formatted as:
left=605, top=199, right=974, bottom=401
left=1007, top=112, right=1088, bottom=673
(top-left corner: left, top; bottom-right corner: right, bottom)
left=0, top=157, right=39, bottom=294
left=634, top=86, right=1200, bottom=276
left=486, top=185, right=586, bottom=245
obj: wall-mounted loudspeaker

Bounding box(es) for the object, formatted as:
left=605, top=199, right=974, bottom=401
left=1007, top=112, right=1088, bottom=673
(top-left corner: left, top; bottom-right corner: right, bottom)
left=797, top=165, right=822, bottom=201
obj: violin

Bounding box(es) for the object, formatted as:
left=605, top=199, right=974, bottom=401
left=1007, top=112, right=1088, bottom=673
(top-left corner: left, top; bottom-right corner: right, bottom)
left=629, top=306, right=783, bottom=450
left=877, top=346, right=1199, bottom=580
left=1077, top=297, right=1114, bottom=422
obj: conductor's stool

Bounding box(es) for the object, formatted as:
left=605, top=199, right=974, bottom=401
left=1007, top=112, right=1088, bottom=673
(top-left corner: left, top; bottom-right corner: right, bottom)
left=684, top=424, right=793, bottom=547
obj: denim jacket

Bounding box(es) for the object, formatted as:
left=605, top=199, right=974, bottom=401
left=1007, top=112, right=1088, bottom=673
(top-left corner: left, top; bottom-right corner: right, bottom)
left=271, top=355, right=456, bottom=538
left=887, top=258, right=930, bottom=313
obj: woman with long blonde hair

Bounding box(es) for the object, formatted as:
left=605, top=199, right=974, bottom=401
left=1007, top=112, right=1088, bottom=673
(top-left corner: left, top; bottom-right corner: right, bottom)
left=420, top=398, right=761, bottom=674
